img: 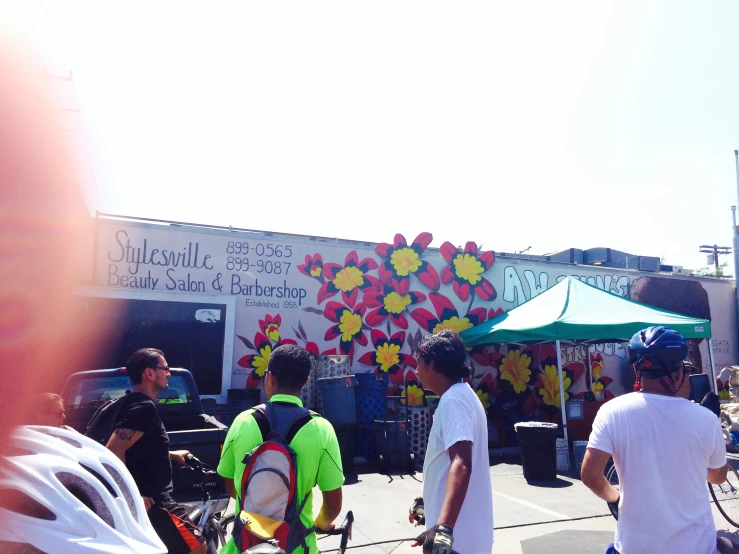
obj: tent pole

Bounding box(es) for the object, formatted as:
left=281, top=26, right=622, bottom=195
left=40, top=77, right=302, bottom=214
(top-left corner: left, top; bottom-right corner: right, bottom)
left=556, top=340, right=569, bottom=444
left=707, top=337, right=718, bottom=393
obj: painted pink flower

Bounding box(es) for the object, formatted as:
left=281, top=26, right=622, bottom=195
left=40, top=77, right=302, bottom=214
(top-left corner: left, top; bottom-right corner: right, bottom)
left=375, top=233, right=440, bottom=291
left=439, top=241, right=496, bottom=302
left=297, top=253, right=324, bottom=282
left=410, top=292, right=487, bottom=335
left=358, top=329, right=416, bottom=378
left=363, top=278, right=426, bottom=329
left=318, top=251, right=378, bottom=308
left=323, top=301, right=368, bottom=359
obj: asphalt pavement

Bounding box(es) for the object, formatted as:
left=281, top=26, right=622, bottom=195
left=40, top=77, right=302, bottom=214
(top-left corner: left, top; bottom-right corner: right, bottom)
left=314, top=456, right=739, bottom=554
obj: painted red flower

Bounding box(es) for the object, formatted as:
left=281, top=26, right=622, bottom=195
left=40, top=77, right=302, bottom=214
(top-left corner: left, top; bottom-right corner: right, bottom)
left=469, top=344, right=505, bottom=368
left=238, top=333, right=295, bottom=377
left=318, top=251, right=379, bottom=308
left=297, top=253, right=325, bottom=282
left=439, top=241, right=496, bottom=302
left=237, top=325, right=298, bottom=385
left=375, top=233, right=440, bottom=291
left=259, top=314, right=282, bottom=342
left=358, top=330, right=416, bottom=381
left=410, top=292, right=487, bottom=334
left=323, top=301, right=368, bottom=359
left=589, top=352, right=614, bottom=400
left=363, top=278, right=426, bottom=329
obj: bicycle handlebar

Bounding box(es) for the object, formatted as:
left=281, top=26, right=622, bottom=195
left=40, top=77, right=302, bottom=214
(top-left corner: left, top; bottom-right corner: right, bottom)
left=317, top=511, right=353, bottom=552
left=319, top=510, right=354, bottom=536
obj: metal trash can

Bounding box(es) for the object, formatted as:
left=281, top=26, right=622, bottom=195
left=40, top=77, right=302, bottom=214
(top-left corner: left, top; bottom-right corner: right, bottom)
left=317, top=375, right=357, bottom=426
left=514, top=422, right=558, bottom=481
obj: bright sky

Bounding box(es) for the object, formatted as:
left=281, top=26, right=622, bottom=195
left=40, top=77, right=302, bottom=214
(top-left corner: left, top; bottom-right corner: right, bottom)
left=5, top=1, right=739, bottom=274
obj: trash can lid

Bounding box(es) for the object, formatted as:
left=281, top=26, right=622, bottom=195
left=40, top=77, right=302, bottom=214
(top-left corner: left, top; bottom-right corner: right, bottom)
left=513, top=422, right=558, bottom=430
left=316, top=375, right=357, bottom=387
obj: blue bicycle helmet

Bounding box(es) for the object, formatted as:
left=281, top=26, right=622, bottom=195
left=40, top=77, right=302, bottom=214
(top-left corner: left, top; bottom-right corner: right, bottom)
left=628, top=326, right=689, bottom=373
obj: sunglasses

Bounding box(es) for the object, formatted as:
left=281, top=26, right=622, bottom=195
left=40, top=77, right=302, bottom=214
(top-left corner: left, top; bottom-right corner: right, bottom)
left=153, top=365, right=170, bottom=372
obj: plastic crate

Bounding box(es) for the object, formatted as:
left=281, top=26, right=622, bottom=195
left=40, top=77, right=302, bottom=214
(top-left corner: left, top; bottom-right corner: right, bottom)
left=355, top=427, right=376, bottom=459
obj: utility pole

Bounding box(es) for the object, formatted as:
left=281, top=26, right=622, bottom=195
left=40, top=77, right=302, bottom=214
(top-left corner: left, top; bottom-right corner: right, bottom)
left=699, top=244, right=732, bottom=274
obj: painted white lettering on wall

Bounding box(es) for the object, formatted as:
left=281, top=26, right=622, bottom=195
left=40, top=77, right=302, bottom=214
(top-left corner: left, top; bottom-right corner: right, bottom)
left=524, top=270, right=548, bottom=298
left=503, top=266, right=630, bottom=307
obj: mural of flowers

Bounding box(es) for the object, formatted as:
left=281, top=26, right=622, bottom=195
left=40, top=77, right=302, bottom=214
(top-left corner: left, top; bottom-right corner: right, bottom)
left=297, top=253, right=325, bottom=282
left=318, top=251, right=378, bottom=308
left=323, top=301, right=368, bottom=359
left=590, top=352, right=614, bottom=400
left=536, top=364, right=571, bottom=408
left=410, top=292, right=488, bottom=335
left=402, top=384, right=425, bottom=406
left=375, top=233, right=440, bottom=291
left=499, top=349, right=533, bottom=393
left=237, top=314, right=298, bottom=388
left=260, top=314, right=282, bottom=342
left=364, top=278, right=427, bottom=329
left=439, top=241, right=496, bottom=302
left=358, top=329, right=416, bottom=381
left=291, top=319, right=320, bottom=357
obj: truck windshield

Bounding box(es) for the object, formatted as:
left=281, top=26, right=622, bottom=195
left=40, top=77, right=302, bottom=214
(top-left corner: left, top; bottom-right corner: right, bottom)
left=66, top=375, right=194, bottom=410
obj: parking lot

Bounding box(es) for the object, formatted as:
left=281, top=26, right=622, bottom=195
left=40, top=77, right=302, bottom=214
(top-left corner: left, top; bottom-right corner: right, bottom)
left=315, top=456, right=739, bottom=554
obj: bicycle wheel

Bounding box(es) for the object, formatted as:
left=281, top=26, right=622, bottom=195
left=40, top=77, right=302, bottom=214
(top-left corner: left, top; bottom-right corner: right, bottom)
left=605, top=460, right=619, bottom=486
left=710, top=465, right=739, bottom=528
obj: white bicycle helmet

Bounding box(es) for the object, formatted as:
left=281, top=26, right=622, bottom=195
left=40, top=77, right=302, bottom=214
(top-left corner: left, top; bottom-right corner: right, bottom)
left=0, top=425, right=166, bottom=553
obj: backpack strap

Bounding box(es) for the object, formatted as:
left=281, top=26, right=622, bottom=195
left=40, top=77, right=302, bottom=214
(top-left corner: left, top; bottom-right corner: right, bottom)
left=253, top=402, right=318, bottom=443
left=252, top=402, right=320, bottom=554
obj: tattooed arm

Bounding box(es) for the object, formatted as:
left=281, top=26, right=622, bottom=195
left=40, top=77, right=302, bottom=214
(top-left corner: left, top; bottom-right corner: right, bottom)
left=105, top=427, right=144, bottom=464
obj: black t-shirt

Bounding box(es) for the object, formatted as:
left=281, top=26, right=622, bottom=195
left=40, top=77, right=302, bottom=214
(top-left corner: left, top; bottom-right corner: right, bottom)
left=114, top=392, right=173, bottom=501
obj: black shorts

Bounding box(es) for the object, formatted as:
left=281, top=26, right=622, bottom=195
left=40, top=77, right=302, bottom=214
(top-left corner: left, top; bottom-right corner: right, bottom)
left=148, top=499, right=205, bottom=554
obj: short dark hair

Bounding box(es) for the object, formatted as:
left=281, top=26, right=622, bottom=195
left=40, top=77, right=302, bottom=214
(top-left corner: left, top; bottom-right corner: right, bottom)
left=268, top=345, right=312, bottom=391
left=126, top=348, right=164, bottom=385
left=416, top=330, right=470, bottom=381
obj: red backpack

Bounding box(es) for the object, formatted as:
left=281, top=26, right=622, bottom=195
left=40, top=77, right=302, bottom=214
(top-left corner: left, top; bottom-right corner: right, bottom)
left=232, top=402, right=317, bottom=554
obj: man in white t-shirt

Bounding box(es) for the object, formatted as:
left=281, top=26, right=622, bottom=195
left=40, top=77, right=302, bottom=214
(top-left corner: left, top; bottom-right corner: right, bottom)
left=408, top=330, right=494, bottom=554
left=581, top=326, right=729, bottom=554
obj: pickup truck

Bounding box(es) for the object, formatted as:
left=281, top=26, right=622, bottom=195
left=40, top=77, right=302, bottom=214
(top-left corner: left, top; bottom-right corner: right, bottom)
left=61, top=367, right=229, bottom=503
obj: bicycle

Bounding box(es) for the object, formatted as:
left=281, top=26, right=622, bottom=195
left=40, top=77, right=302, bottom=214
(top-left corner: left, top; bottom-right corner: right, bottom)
left=183, top=454, right=234, bottom=553
left=604, top=458, right=739, bottom=528
left=709, top=463, right=739, bottom=528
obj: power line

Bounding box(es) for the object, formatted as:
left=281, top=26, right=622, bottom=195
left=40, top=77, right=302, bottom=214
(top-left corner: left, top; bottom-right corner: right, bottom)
left=698, top=244, right=732, bottom=273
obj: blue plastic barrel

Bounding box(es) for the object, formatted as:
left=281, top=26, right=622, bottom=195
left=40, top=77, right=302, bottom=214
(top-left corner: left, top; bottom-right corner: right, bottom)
left=317, top=375, right=357, bottom=426
left=355, top=373, right=385, bottom=427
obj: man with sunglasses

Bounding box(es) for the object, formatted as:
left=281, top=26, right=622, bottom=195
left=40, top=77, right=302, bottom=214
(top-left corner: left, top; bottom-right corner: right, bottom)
left=104, top=348, right=206, bottom=554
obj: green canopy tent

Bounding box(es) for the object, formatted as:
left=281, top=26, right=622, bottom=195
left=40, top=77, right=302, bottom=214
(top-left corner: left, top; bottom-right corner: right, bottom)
left=460, top=276, right=713, bottom=444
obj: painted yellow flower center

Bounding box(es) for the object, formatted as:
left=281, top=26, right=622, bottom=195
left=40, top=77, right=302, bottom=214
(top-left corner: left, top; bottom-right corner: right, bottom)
left=402, top=384, right=424, bottom=406
left=310, top=266, right=322, bottom=277
left=500, top=350, right=532, bottom=394
left=433, top=316, right=473, bottom=335
left=476, top=389, right=490, bottom=409
left=333, top=266, right=365, bottom=292
left=338, top=311, right=362, bottom=341
left=538, top=364, right=571, bottom=408
left=390, top=248, right=422, bottom=276
left=592, top=359, right=604, bottom=380
left=383, top=292, right=412, bottom=314
left=253, top=345, right=273, bottom=377
left=376, top=343, right=401, bottom=371
left=453, top=253, right=484, bottom=285
left=265, top=323, right=280, bottom=342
